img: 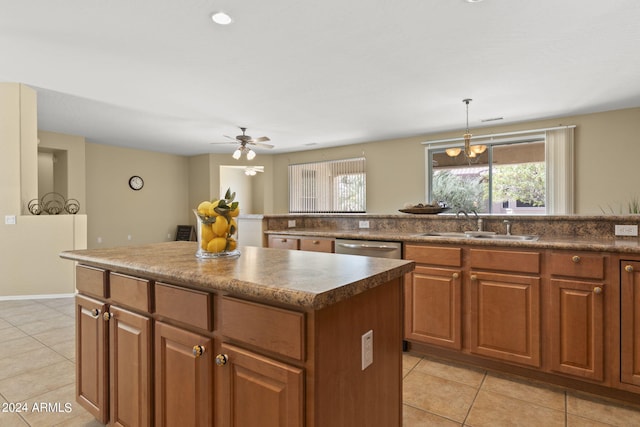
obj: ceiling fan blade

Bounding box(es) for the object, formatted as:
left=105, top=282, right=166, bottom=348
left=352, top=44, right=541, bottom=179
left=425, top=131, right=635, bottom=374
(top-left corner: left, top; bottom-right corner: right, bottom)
left=250, top=136, right=270, bottom=143
left=223, top=134, right=237, bottom=141
left=248, top=141, right=275, bottom=149
left=210, top=141, right=238, bottom=145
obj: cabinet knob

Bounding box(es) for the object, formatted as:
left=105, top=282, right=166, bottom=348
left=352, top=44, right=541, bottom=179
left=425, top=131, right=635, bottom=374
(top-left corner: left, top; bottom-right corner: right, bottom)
left=593, top=286, right=603, bottom=295
left=572, top=255, right=581, bottom=263
left=192, top=345, right=205, bottom=357
left=215, top=353, right=228, bottom=366
left=625, top=264, right=634, bottom=273
left=90, top=308, right=100, bottom=317
left=452, top=272, right=459, bottom=279
left=470, top=274, right=478, bottom=281
left=103, top=312, right=112, bottom=321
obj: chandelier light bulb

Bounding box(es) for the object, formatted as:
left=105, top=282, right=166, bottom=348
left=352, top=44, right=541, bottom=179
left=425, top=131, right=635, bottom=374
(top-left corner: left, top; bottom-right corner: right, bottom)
left=232, top=148, right=242, bottom=159
left=247, top=149, right=256, bottom=160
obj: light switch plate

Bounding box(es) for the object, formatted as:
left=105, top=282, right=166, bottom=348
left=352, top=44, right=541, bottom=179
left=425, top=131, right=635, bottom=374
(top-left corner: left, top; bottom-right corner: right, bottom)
left=361, top=330, right=373, bottom=370
left=288, top=219, right=296, bottom=228
left=615, top=224, right=638, bottom=236
left=359, top=220, right=370, bottom=229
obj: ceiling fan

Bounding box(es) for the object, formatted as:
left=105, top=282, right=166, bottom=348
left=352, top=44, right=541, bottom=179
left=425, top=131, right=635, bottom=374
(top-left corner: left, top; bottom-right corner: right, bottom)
left=211, top=127, right=274, bottom=160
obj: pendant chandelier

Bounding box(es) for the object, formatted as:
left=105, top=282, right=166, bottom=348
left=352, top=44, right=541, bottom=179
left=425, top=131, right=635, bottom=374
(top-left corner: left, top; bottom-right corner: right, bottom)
left=445, top=98, right=487, bottom=159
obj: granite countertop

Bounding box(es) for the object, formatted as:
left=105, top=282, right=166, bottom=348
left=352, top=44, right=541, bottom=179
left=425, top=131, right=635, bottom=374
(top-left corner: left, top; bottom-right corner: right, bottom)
left=265, top=229, right=640, bottom=254
left=60, top=241, right=414, bottom=310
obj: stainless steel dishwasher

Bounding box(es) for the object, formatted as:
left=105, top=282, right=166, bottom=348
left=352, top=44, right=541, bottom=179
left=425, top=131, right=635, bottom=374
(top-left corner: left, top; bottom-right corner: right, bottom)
left=334, top=239, right=402, bottom=259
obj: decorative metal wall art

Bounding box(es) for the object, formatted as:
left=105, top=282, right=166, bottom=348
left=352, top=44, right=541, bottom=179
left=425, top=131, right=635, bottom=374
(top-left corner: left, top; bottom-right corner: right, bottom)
left=28, top=192, right=80, bottom=215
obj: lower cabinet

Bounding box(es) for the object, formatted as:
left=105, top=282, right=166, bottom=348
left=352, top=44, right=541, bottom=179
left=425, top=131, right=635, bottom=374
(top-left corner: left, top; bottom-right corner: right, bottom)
left=621, top=261, right=640, bottom=389
left=215, top=343, right=304, bottom=427
left=548, top=278, right=604, bottom=381
left=108, top=305, right=152, bottom=427
left=469, top=271, right=541, bottom=367
left=155, top=321, right=213, bottom=427
left=75, top=295, right=108, bottom=424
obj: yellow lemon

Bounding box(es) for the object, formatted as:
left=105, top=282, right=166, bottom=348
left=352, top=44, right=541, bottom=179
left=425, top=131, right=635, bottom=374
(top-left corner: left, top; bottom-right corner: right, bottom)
left=227, top=238, right=237, bottom=251
left=207, top=237, right=227, bottom=253
left=229, top=206, right=240, bottom=217
left=212, top=215, right=228, bottom=237
left=228, top=218, right=237, bottom=235
left=197, top=201, right=212, bottom=216
left=200, top=223, right=214, bottom=244
left=207, top=200, right=221, bottom=217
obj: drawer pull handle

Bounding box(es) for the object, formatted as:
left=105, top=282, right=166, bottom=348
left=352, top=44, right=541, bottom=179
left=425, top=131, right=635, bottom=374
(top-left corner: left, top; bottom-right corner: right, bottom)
left=90, top=308, right=100, bottom=317
left=103, top=312, right=112, bottom=321
left=192, top=345, right=205, bottom=357
left=215, top=354, right=228, bottom=366
left=313, top=240, right=320, bottom=244
left=572, top=255, right=581, bottom=263
left=281, top=239, right=287, bottom=243
left=593, top=286, right=603, bottom=295
left=452, top=272, right=459, bottom=279
left=470, top=274, right=478, bottom=281
left=625, top=265, right=634, bottom=273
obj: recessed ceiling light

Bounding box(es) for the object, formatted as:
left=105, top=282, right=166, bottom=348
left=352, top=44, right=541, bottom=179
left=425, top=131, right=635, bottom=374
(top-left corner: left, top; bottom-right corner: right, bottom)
left=211, top=12, right=232, bottom=25
left=465, top=0, right=483, bottom=3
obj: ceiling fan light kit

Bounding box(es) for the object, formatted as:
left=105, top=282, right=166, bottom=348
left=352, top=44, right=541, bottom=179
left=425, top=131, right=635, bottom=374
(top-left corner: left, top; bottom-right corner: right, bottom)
left=211, top=127, right=273, bottom=160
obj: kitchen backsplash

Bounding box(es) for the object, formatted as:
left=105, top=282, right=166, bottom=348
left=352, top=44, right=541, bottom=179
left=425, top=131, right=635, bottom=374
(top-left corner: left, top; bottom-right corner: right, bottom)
left=265, top=214, right=640, bottom=239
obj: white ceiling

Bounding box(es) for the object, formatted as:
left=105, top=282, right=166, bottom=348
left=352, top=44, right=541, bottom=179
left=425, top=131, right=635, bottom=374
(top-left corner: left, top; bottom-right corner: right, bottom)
left=2, top=0, right=640, bottom=156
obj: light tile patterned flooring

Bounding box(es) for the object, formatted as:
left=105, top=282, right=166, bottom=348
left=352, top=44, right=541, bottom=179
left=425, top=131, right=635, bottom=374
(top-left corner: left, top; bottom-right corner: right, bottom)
left=1, top=297, right=639, bottom=426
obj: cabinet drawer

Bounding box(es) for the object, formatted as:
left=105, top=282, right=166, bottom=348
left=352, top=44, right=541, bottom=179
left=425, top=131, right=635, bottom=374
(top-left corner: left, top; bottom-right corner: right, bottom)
left=76, top=265, right=108, bottom=298
left=220, top=297, right=305, bottom=361
left=470, top=249, right=540, bottom=274
left=404, top=244, right=462, bottom=267
left=300, top=237, right=334, bottom=253
left=548, top=252, right=604, bottom=279
left=268, top=235, right=300, bottom=250
left=155, top=283, right=212, bottom=331
left=109, top=273, right=151, bottom=312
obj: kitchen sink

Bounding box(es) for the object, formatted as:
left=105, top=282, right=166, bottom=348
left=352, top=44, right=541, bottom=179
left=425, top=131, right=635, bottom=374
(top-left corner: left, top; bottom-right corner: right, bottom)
left=418, top=232, right=539, bottom=241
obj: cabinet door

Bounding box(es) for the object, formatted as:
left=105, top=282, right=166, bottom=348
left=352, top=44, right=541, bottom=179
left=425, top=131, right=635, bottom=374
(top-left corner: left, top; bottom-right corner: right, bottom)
left=469, top=271, right=541, bottom=367
left=404, top=266, right=462, bottom=349
left=75, top=295, right=109, bottom=424
left=108, top=306, right=152, bottom=427
left=215, top=343, right=303, bottom=427
left=155, top=321, right=213, bottom=427
left=622, top=262, right=640, bottom=387
left=549, top=279, right=604, bottom=381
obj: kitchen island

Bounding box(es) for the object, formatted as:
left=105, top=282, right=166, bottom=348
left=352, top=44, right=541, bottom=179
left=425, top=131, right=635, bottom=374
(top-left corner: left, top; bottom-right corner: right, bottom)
left=61, top=241, right=414, bottom=427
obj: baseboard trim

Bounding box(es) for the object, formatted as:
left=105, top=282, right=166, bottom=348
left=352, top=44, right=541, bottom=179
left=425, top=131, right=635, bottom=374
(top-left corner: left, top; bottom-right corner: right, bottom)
left=0, top=293, right=76, bottom=301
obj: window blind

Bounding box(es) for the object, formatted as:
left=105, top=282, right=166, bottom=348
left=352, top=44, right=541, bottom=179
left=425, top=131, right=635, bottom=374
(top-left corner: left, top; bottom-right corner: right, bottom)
left=289, top=157, right=366, bottom=213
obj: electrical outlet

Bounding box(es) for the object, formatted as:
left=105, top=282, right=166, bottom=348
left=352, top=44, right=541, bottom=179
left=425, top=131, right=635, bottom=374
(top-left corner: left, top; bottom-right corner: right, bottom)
left=361, top=330, right=373, bottom=370
left=359, top=220, right=370, bottom=229
left=97, top=237, right=102, bottom=244
left=4, top=215, right=16, bottom=225
left=288, top=219, right=296, bottom=228
left=615, top=224, right=638, bottom=236
left=127, top=234, right=132, bottom=241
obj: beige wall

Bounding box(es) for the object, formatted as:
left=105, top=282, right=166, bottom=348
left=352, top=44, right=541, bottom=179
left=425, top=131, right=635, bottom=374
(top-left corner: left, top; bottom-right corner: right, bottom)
left=270, top=107, right=640, bottom=214
left=1, top=84, right=87, bottom=298
left=85, top=142, right=190, bottom=248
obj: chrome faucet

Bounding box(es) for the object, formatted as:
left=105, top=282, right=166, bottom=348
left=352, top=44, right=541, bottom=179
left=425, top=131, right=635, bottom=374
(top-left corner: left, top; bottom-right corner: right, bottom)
left=504, top=220, right=512, bottom=236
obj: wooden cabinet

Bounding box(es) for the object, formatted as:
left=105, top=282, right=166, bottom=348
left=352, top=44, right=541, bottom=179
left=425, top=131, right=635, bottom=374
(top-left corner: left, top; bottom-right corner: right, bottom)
left=155, top=322, right=213, bottom=427
left=404, top=245, right=462, bottom=349
left=621, top=261, right=640, bottom=389
left=215, top=343, right=304, bottom=427
left=468, top=249, right=542, bottom=367
left=268, top=235, right=300, bottom=250
left=268, top=235, right=334, bottom=253
left=75, top=294, right=109, bottom=424
left=107, top=305, right=152, bottom=427
left=469, top=270, right=541, bottom=367
left=548, top=251, right=605, bottom=382
left=299, top=237, right=334, bottom=253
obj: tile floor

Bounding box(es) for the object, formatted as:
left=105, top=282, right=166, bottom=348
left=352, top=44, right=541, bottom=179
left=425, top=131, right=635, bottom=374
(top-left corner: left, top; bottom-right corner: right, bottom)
left=1, top=297, right=640, bottom=426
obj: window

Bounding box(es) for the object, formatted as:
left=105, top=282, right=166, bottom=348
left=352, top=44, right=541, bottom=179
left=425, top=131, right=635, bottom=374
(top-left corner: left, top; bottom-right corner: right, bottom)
left=289, top=157, right=366, bottom=213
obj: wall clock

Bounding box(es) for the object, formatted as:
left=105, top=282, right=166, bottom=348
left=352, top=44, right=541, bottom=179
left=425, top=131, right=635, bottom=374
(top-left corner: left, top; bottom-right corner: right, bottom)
left=128, top=175, right=144, bottom=191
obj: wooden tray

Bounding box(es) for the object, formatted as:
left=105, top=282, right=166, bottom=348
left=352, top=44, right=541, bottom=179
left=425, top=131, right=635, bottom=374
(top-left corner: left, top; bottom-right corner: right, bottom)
left=398, top=207, right=449, bottom=214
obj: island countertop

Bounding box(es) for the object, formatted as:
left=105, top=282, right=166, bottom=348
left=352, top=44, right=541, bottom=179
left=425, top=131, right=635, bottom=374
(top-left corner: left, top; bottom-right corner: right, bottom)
left=60, top=241, right=414, bottom=310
